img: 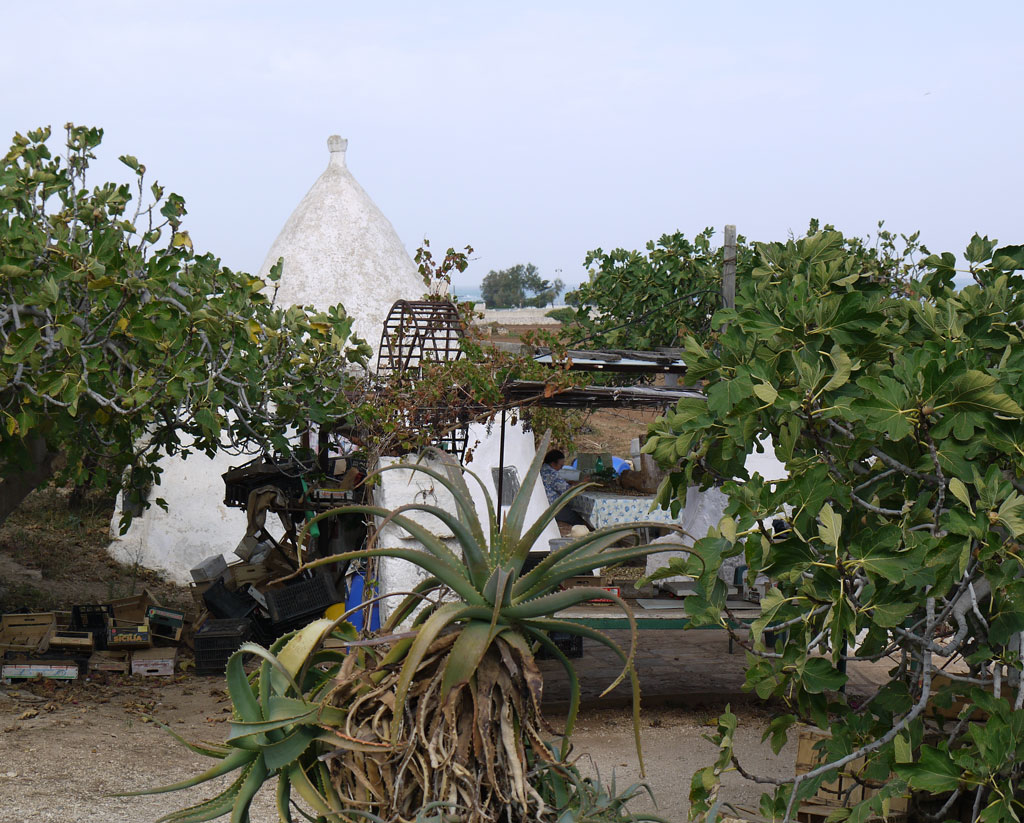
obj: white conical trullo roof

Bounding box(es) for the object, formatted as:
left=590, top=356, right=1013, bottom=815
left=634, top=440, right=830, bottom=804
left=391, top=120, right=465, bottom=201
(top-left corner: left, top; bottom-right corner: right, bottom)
left=108, top=136, right=427, bottom=583
left=258, top=136, right=428, bottom=352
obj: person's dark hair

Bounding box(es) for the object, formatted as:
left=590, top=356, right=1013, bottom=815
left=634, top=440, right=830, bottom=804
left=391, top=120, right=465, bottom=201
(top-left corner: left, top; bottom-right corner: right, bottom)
left=543, top=449, right=564, bottom=466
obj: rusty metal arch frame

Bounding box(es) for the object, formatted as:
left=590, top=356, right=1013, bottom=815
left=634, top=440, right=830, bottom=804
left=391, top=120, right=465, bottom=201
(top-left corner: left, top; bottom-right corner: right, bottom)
left=375, top=299, right=470, bottom=458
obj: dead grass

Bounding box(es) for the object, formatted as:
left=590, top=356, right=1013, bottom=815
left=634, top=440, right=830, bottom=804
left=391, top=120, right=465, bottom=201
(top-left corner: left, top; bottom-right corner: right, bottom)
left=0, top=485, right=192, bottom=614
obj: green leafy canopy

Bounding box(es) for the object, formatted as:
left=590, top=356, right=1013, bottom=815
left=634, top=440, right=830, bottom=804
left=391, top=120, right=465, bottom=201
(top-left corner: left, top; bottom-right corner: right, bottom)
left=644, top=226, right=1024, bottom=821
left=0, top=125, right=370, bottom=526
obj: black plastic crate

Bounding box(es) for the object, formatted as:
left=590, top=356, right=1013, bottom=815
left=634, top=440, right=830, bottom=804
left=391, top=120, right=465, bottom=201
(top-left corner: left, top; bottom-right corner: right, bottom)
left=537, top=631, right=583, bottom=660
left=202, top=578, right=257, bottom=620
left=70, top=604, right=112, bottom=650
left=521, top=552, right=549, bottom=575
left=265, top=572, right=337, bottom=629
left=194, top=618, right=252, bottom=676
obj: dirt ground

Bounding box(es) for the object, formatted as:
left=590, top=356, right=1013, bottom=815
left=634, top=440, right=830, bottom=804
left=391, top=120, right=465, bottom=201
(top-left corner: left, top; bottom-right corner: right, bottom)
left=0, top=675, right=792, bottom=823
left=0, top=334, right=793, bottom=823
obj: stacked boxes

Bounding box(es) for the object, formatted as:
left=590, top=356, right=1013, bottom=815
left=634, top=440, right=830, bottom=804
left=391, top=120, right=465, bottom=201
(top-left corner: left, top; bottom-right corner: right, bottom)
left=194, top=618, right=252, bottom=676
left=795, top=727, right=909, bottom=820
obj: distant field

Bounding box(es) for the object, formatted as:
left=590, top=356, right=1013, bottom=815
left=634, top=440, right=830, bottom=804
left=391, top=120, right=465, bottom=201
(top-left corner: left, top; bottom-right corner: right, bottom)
left=471, top=305, right=567, bottom=325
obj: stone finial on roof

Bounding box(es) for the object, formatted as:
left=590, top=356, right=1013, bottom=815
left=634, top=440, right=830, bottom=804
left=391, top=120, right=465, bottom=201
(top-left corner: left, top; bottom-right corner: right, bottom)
left=257, top=136, right=426, bottom=358
left=327, top=135, right=348, bottom=165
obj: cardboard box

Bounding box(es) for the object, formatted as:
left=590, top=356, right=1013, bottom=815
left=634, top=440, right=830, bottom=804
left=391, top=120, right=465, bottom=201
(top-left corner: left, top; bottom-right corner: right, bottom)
left=89, top=650, right=130, bottom=674
left=0, top=613, right=57, bottom=654
left=50, top=630, right=95, bottom=652
left=107, top=619, right=151, bottom=649
left=2, top=659, right=78, bottom=681
left=145, top=606, right=185, bottom=642
left=928, top=673, right=994, bottom=720
left=131, top=647, right=176, bottom=676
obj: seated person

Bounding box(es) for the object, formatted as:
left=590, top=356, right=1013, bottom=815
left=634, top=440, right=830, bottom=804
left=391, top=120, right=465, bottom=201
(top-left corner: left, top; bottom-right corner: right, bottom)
left=541, top=449, right=589, bottom=528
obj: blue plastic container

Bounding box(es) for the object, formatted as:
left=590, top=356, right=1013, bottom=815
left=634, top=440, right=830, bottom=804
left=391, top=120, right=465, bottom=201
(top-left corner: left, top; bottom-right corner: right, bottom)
left=345, top=571, right=381, bottom=633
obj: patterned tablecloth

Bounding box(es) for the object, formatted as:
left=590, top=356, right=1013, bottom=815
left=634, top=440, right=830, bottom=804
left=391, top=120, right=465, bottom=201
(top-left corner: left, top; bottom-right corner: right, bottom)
left=570, top=491, right=677, bottom=530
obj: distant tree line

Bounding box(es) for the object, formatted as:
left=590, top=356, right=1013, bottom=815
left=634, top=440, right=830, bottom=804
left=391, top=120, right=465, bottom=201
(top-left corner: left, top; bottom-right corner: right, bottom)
left=479, top=263, right=563, bottom=309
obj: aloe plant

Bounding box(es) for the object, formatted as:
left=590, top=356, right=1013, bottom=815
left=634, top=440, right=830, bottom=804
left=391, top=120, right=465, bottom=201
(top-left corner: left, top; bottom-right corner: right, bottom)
left=133, top=433, right=691, bottom=821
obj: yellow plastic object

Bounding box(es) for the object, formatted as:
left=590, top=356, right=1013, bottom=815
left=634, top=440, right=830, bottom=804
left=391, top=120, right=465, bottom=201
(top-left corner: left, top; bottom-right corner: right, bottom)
left=324, top=603, right=347, bottom=621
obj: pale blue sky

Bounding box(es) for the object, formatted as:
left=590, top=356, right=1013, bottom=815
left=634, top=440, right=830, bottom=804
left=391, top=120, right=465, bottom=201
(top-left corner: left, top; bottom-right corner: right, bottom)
left=2, top=2, right=1021, bottom=292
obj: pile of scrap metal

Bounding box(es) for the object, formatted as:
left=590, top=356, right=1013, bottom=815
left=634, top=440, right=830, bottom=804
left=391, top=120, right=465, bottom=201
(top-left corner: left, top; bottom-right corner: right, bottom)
left=0, top=449, right=373, bottom=684
left=184, top=450, right=371, bottom=674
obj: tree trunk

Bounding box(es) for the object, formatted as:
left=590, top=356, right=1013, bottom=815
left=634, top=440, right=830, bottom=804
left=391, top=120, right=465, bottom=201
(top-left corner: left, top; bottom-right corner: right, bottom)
left=0, top=436, right=60, bottom=527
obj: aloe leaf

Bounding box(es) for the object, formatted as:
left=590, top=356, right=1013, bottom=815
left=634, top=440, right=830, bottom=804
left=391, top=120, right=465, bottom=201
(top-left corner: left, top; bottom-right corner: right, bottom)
left=153, top=767, right=247, bottom=823
left=150, top=718, right=231, bottom=759
left=391, top=602, right=468, bottom=742
left=527, top=541, right=694, bottom=599
left=505, top=586, right=631, bottom=619
left=274, top=617, right=355, bottom=695
left=286, top=763, right=338, bottom=819
left=230, top=754, right=268, bottom=823
left=316, top=761, right=346, bottom=815
left=261, top=725, right=317, bottom=772
left=115, top=747, right=253, bottom=796
left=236, top=641, right=303, bottom=699
left=521, top=626, right=580, bottom=761
left=295, top=532, right=482, bottom=605
left=278, top=619, right=333, bottom=675
left=513, top=529, right=626, bottom=600
left=529, top=615, right=646, bottom=775
left=439, top=620, right=500, bottom=697
left=274, top=769, right=291, bottom=822
left=512, top=481, right=597, bottom=565
left=226, top=650, right=263, bottom=722
left=381, top=500, right=490, bottom=586
left=416, top=449, right=501, bottom=559
left=516, top=522, right=692, bottom=598
left=500, top=431, right=552, bottom=558
left=373, top=456, right=489, bottom=551
left=315, top=730, right=393, bottom=755
left=381, top=577, right=442, bottom=631
left=295, top=504, right=470, bottom=586
left=526, top=614, right=634, bottom=694
left=269, top=695, right=347, bottom=726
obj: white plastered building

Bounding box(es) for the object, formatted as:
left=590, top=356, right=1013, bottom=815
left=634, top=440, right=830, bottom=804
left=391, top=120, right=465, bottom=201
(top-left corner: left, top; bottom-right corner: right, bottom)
left=108, top=137, right=427, bottom=582
left=108, top=136, right=557, bottom=595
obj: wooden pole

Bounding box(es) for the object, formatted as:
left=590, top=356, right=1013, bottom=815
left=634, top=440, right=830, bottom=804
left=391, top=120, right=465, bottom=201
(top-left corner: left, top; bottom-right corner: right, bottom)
left=720, top=225, right=736, bottom=336
left=722, top=224, right=736, bottom=311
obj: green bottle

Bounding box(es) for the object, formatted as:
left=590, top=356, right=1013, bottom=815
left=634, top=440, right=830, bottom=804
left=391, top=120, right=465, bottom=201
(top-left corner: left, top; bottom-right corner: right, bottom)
left=594, top=456, right=604, bottom=475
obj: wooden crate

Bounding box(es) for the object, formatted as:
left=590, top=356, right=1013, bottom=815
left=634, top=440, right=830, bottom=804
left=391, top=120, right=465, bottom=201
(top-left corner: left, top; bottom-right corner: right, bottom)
left=89, top=650, right=130, bottom=674
left=49, top=630, right=95, bottom=652
left=2, top=658, right=78, bottom=681
left=145, top=606, right=185, bottom=642
left=796, top=803, right=906, bottom=823
left=0, top=613, right=56, bottom=654
left=226, top=561, right=272, bottom=589
left=131, top=647, right=176, bottom=677
left=796, top=728, right=909, bottom=814
left=108, top=590, right=157, bottom=623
